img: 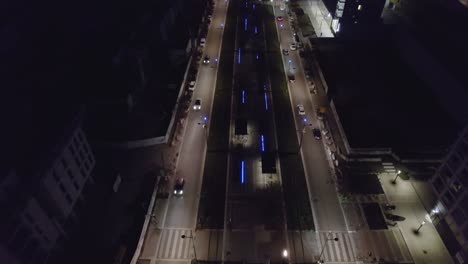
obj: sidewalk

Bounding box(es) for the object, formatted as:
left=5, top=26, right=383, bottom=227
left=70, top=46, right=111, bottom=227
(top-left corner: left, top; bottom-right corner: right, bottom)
left=379, top=172, right=453, bottom=264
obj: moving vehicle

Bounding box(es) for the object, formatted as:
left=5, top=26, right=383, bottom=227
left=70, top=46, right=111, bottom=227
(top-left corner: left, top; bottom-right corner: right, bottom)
left=288, top=74, right=296, bottom=83
left=297, top=104, right=305, bottom=115
left=276, top=16, right=284, bottom=22
left=200, top=38, right=206, bottom=47
left=173, top=178, right=185, bottom=196
left=384, top=204, right=396, bottom=210
left=203, top=55, right=210, bottom=64
left=313, top=128, right=321, bottom=139
left=282, top=49, right=289, bottom=56
left=193, top=98, right=202, bottom=110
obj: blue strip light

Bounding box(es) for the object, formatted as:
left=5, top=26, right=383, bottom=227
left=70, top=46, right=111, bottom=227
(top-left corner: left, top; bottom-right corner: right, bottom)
left=244, top=18, right=248, bottom=31
left=242, top=90, right=245, bottom=104
left=253, top=4, right=256, bottom=10
left=238, top=48, right=241, bottom=64
left=254, top=26, right=258, bottom=34
left=261, top=134, right=265, bottom=152
left=264, top=92, right=268, bottom=110
left=256, top=53, right=259, bottom=60
left=241, top=160, right=245, bottom=184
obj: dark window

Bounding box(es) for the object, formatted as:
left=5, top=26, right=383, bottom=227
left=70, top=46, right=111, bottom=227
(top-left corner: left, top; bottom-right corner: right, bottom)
left=452, top=208, right=466, bottom=226
left=67, top=169, right=74, bottom=179
left=61, top=158, right=68, bottom=169
left=461, top=167, right=468, bottom=188
left=24, top=213, right=34, bottom=224
left=58, top=183, right=66, bottom=193
left=84, top=161, right=90, bottom=172
left=34, top=225, right=43, bottom=235
left=65, top=194, right=72, bottom=204
left=441, top=165, right=453, bottom=181
left=433, top=176, right=444, bottom=194
left=52, top=170, right=60, bottom=181
left=463, top=226, right=468, bottom=242
left=79, top=149, right=84, bottom=161
left=73, top=180, right=79, bottom=190
left=77, top=131, right=84, bottom=143
left=443, top=191, right=456, bottom=206
left=80, top=168, right=86, bottom=178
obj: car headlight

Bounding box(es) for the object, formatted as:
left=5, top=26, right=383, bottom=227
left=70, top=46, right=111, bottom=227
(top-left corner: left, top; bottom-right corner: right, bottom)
left=174, top=190, right=177, bottom=194
left=179, top=190, right=183, bottom=195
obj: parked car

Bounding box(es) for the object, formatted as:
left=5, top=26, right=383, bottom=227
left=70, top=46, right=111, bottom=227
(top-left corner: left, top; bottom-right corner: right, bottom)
left=290, top=43, right=297, bottom=51
left=200, top=38, right=206, bottom=47
left=383, top=204, right=396, bottom=210
left=313, top=128, right=321, bottom=139
left=173, top=178, right=185, bottom=196
left=385, top=213, right=405, bottom=221
left=288, top=74, right=296, bottom=83
left=193, top=98, right=202, bottom=110
left=297, top=104, right=305, bottom=115
left=282, top=49, right=289, bottom=56
left=188, top=80, right=196, bottom=91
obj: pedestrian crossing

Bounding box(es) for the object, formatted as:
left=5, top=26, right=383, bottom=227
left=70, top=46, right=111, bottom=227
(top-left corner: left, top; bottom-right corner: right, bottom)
left=316, top=230, right=412, bottom=263
left=317, top=231, right=356, bottom=263
left=382, top=162, right=396, bottom=173
left=156, top=228, right=194, bottom=260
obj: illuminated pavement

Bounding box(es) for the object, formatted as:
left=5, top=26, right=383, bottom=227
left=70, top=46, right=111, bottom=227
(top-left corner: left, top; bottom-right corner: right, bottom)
left=137, top=0, right=228, bottom=263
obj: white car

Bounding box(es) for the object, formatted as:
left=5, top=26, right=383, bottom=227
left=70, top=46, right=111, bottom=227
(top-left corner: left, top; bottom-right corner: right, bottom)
left=200, top=38, right=206, bottom=47
left=188, top=81, right=196, bottom=91
left=290, top=43, right=297, bottom=51
left=193, top=98, right=202, bottom=110
left=297, top=104, right=305, bottom=115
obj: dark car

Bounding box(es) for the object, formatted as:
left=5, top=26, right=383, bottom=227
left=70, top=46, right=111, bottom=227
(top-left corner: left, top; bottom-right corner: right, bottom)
left=288, top=74, right=295, bottom=83
left=383, top=204, right=396, bottom=210
left=282, top=49, right=289, bottom=56
left=385, top=213, right=405, bottom=221
left=173, top=178, right=185, bottom=196
left=203, top=55, right=210, bottom=64
left=313, top=128, right=321, bottom=139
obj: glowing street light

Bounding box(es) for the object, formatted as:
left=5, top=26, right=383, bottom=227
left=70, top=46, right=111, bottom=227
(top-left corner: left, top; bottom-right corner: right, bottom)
left=392, top=170, right=402, bottom=184
left=415, top=220, right=426, bottom=233
left=282, top=249, right=288, bottom=258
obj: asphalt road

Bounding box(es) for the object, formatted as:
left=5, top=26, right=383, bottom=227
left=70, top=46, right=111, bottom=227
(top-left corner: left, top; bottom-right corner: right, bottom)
left=273, top=5, right=347, bottom=232
left=162, top=0, right=228, bottom=229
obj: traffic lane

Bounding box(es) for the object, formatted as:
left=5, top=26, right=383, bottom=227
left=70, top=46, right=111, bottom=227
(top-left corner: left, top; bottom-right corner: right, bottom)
left=301, top=133, right=347, bottom=231
left=276, top=10, right=347, bottom=230
left=164, top=106, right=208, bottom=228
left=164, top=1, right=226, bottom=228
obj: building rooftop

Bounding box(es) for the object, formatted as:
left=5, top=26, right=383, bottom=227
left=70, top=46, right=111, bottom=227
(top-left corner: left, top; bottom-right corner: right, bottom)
left=315, top=27, right=460, bottom=158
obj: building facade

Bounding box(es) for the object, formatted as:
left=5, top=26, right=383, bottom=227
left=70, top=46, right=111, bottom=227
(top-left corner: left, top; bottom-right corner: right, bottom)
left=325, top=0, right=386, bottom=34
left=0, top=110, right=95, bottom=264
left=431, top=124, right=468, bottom=262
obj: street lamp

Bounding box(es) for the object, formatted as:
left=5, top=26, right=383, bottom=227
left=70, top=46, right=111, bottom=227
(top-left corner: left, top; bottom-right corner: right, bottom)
left=392, top=170, right=401, bottom=184
left=317, top=235, right=338, bottom=263
left=415, top=220, right=426, bottom=233
left=181, top=230, right=198, bottom=262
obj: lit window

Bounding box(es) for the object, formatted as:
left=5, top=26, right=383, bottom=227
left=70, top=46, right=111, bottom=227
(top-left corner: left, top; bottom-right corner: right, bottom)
left=358, top=4, right=362, bottom=10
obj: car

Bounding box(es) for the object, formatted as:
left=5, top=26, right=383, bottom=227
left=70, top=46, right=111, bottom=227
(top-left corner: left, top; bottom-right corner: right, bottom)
left=188, top=80, right=196, bottom=91
left=296, top=42, right=303, bottom=49
left=316, top=108, right=324, bottom=120
left=288, top=74, right=295, bottom=83
left=200, top=38, right=206, bottom=47
left=294, top=34, right=300, bottom=43
left=282, top=49, right=289, bottom=56
left=193, top=98, right=202, bottom=110
left=207, top=15, right=213, bottom=21
left=297, top=104, right=305, bottom=115
left=203, top=55, right=210, bottom=64
left=276, top=16, right=284, bottom=22
left=313, top=128, right=321, bottom=139
left=173, top=178, right=185, bottom=196
left=383, top=204, right=396, bottom=210
left=290, top=43, right=297, bottom=50
left=385, top=213, right=405, bottom=222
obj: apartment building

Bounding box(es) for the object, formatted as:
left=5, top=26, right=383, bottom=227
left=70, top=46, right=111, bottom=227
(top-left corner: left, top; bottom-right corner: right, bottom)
left=431, top=124, right=468, bottom=263
left=0, top=108, right=95, bottom=264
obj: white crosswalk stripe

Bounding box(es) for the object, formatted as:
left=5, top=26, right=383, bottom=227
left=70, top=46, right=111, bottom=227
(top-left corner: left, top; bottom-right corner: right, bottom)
left=318, top=232, right=355, bottom=262
left=156, top=229, right=193, bottom=260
